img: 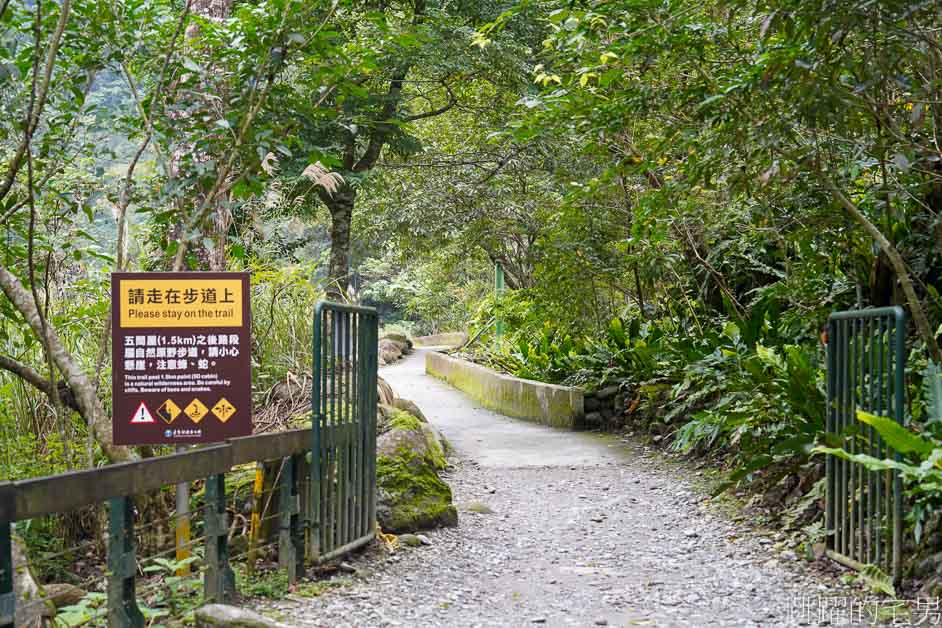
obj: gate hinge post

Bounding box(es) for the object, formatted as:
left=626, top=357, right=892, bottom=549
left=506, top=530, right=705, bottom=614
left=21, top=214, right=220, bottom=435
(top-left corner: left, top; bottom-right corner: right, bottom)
left=0, top=521, right=13, bottom=628
left=204, top=474, right=236, bottom=603
left=107, top=497, right=144, bottom=628
left=279, top=455, right=305, bottom=582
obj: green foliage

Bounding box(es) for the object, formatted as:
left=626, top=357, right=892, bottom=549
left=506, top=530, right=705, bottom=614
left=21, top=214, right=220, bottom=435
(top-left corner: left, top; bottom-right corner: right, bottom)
left=470, top=291, right=824, bottom=489
left=250, top=264, right=322, bottom=395
left=814, top=411, right=942, bottom=542
left=55, top=592, right=107, bottom=627
left=236, top=567, right=291, bottom=599
left=856, top=565, right=897, bottom=598
left=140, top=554, right=203, bottom=618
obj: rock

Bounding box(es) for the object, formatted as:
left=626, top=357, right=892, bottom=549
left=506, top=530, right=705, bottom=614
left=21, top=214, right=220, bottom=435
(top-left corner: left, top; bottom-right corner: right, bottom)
left=378, top=410, right=447, bottom=470
left=584, top=412, right=603, bottom=425
left=12, top=534, right=54, bottom=626
left=399, top=534, right=423, bottom=547
left=584, top=395, right=601, bottom=412
left=596, top=385, right=620, bottom=400
left=195, top=604, right=289, bottom=627
left=377, top=404, right=398, bottom=435
left=392, top=397, right=428, bottom=423
left=377, top=376, right=395, bottom=405
left=382, top=333, right=413, bottom=353
left=683, top=528, right=698, bottom=538
left=780, top=550, right=798, bottom=562
left=379, top=339, right=404, bottom=364
left=43, top=582, right=86, bottom=608
left=460, top=502, right=494, bottom=514
left=376, top=416, right=457, bottom=533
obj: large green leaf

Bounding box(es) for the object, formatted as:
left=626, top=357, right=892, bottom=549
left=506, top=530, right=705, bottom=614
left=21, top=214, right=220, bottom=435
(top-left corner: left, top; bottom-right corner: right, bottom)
left=855, top=410, right=934, bottom=456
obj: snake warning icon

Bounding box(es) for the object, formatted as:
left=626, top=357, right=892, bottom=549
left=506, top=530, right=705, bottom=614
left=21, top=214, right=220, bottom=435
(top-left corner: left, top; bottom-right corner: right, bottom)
left=184, top=398, right=209, bottom=424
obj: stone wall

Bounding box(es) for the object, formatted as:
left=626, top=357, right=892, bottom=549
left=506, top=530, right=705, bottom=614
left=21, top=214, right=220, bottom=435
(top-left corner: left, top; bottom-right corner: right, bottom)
left=582, top=384, right=627, bottom=430
left=425, top=351, right=583, bottom=429
left=412, top=332, right=468, bottom=348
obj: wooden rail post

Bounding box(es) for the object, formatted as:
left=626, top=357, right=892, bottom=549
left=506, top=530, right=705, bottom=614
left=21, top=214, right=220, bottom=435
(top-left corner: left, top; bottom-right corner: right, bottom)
left=299, top=453, right=314, bottom=561
left=0, top=522, right=13, bottom=628
left=107, top=497, right=144, bottom=628
left=203, top=474, right=235, bottom=602
left=279, top=455, right=304, bottom=582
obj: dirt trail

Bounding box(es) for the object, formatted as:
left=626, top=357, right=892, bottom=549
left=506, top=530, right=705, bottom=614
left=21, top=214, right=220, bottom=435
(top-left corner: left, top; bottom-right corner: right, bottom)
left=257, top=349, right=855, bottom=627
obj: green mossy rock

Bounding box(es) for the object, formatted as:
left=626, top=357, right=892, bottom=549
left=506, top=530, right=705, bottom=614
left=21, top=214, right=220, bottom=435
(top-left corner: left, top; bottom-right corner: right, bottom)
left=392, top=397, right=428, bottom=423
left=376, top=415, right=457, bottom=533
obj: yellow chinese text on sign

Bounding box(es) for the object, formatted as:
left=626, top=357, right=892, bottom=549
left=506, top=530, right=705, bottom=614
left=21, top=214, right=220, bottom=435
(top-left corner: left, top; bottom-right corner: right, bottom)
left=118, top=278, right=243, bottom=328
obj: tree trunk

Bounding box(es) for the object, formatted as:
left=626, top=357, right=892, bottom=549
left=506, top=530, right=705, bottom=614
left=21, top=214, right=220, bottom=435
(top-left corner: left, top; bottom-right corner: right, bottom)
left=210, top=206, right=231, bottom=271
left=822, top=175, right=942, bottom=362
left=0, top=265, right=136, bottom=463
left=325, top=187, right=355, bottom=300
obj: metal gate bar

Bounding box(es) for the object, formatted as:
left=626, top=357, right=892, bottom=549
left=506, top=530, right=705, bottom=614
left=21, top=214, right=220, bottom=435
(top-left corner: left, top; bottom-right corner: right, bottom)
left=312, top=301, right=378, bottom=562
left=826, top=306, right=905, bottom=580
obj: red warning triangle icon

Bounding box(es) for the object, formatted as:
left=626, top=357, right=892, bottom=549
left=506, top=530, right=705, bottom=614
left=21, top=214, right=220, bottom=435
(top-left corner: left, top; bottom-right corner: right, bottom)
left=130, top=401, right=156, bottom=424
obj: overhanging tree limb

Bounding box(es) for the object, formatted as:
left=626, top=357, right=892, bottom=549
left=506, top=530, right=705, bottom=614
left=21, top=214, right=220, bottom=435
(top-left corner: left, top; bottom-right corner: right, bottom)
left=0, top=0, right=72, bottom=205
left=819, top=171, right=942, bottom=362
left=0, top=265, right=136, bottom=463
left=0, top=355, right=80, bottom=413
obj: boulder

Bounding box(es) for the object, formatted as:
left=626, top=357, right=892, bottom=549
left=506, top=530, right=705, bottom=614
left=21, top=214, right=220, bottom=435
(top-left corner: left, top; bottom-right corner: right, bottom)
left=377, top=376, right=395, bottom=405
left=377, top=403, right=397, bottom=436
left=377, top=411, right=446, bottom=470
left=382, top=333, right=413, bottom=354
left=392, top=397, right=428, bottom=423
left=379, top=339, right=403, bottom=365
left=195, top=604, right=288, bottom=627
left=376, top=409, right=457, bottom=533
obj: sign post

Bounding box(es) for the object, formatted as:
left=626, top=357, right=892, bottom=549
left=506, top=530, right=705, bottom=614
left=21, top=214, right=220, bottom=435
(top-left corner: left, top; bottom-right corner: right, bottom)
left=111, top=272, right=252, bottom=445
left=112, top=272, right=253, bottom=577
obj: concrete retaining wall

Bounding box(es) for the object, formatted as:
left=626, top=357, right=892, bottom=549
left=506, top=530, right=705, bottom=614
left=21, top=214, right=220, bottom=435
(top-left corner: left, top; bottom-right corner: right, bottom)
left=425, top=351, right=583, bottom=429
left=413, top=332, right=468, bottom=348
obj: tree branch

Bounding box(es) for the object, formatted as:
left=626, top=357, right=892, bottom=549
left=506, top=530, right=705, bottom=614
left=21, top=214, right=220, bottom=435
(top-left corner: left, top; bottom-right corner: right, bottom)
left=0, top=355, right=80, bottom=413
left=401, top=80, right=457, bottom=122
left=819, top=170, right=942, bottom=362
left=0, top=0, right=72, bottom=204
left=0, top=264, right=136, bottom=463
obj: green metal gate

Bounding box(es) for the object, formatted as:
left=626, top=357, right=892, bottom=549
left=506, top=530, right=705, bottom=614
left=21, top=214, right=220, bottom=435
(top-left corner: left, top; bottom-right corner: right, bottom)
left=826, top=306, right=905, bottom=580
left=311, top=301, right=378, bottom=561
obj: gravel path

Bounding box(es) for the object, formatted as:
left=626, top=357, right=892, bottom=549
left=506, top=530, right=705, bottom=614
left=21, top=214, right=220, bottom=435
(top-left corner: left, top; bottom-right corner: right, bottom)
left=256, top=350, right=864, bottom=627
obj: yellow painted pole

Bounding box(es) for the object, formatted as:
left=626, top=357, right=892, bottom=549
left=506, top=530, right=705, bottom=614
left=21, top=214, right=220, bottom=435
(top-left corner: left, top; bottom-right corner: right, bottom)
left=247, top=462, right=265, bottom=573
left=175, top=445, right=191, bottom=576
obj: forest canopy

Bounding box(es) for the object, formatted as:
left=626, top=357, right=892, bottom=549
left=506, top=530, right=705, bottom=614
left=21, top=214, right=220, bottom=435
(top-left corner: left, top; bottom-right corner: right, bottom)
left=3, top=0, right=942, bottom=596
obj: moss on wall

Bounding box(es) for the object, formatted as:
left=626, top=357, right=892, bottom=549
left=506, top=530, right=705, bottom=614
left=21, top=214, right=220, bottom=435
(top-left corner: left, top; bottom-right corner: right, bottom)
left=426, top=352, right=584, bottom=429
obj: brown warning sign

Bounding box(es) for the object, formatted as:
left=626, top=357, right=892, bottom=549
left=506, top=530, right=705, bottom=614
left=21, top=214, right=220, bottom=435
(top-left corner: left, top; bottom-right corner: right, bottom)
left=112, top=272, right=252, bottom=445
